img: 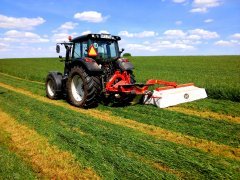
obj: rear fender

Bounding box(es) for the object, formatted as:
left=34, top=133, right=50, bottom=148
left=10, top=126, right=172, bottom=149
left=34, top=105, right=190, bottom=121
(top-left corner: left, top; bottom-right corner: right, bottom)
left=116, top=58, right=134, bottom=71
left=71, top=58, right=102, bottom=72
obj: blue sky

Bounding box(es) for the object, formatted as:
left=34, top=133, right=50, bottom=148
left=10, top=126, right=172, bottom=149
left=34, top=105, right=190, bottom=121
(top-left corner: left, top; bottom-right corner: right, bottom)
left=0, top=0, right=239, bottom=58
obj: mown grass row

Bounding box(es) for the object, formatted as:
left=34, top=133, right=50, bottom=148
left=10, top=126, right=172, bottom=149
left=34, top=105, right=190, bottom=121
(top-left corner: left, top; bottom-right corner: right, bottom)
left=0, top=56, right=239, bottom=101
left=0, top=111, right=98, bottom=179
left=98, top=104, right=240, bottom=148
left=0, top=87, right=239, bottom=179
left=1, top=74, right=239, bottom=148
left=2, top=69, right=240, bottom=118
left=0, top=130, right=36, bottom=179
left=1, top=81, right=239, bottom=161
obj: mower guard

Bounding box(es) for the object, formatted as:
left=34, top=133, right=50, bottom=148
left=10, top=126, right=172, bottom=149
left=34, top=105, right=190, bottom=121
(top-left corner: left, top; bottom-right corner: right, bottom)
left=106, top=71, right=207, bottom=108
left=143, top=84, right=207, bottom=108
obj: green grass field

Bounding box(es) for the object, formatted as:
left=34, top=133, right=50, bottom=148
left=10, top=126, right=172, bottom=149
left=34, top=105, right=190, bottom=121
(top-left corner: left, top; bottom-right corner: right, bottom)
left=0, top=56, right=239, bottom=179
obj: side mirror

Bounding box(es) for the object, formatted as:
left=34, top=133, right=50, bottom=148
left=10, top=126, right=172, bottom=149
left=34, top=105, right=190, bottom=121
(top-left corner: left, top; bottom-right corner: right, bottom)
left=56, top=45, right=60, bottom=53
left=119, top=48, right=125, bottom=54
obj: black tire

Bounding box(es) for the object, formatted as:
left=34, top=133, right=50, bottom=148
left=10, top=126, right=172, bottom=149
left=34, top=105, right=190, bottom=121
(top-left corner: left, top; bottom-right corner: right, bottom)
left=45, top=72, right=62, bottom=100
left=119, top=72, right=136, bottom=105
left=66, top=66, right=101, bottom=108
left=129, top=73, right=136, bottom=84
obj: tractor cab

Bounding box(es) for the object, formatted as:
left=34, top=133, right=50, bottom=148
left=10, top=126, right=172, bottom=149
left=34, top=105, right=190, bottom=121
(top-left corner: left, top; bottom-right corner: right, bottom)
left=70, top=34, right=123, bottom=63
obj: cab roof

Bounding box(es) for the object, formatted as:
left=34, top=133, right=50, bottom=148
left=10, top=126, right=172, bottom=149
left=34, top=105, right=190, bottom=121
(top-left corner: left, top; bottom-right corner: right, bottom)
left=71, top=33, right=121, bottom=43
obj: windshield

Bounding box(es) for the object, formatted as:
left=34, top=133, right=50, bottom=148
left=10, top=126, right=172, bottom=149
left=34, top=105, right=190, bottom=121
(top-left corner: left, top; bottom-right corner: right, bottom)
left=92, top=40, right=118, bottom=59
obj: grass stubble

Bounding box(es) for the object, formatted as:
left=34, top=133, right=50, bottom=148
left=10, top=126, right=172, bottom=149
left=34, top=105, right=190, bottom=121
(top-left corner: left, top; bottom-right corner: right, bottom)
left=0, top=82, right=239, bottom=162
left=0, top=110, right=99, bottom=179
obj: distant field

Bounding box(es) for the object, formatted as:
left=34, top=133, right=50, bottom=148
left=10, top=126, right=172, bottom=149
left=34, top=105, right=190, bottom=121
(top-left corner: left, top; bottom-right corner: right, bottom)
left=0, top=56, right=239, bottom=179
left=0, top=56, right=239, bottom=101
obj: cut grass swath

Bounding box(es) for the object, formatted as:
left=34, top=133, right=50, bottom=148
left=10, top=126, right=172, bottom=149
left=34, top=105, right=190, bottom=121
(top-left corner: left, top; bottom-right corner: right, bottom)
left=1, top=66, right=239, bottom=118
left=0, top=82, right=239, bottom=161
left=167, top=106, right=240, bottom=124
left=0, top=130, right=37, bottom=179
left=0, top=111, right=99, bottom=179
left=1, top=73, right=240, bottom=148
left=0, top=86, right=239, bottom=179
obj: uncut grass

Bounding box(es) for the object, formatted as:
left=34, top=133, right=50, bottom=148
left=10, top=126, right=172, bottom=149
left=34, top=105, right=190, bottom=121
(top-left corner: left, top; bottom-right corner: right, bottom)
left=129, top=56, right=240, bottom=102
left=0, top=56, right=240, bottom=101
left=0, top=58, right=63, bottom=82
left=1, top=74, right=240, bottom=148
left=0, top=87, right=239, bottom=179
left=0, top=130, right=36, bottom=179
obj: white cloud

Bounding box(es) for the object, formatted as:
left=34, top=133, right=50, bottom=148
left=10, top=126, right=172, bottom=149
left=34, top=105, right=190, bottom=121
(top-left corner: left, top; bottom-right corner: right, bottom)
left=190, top=7, right=207, bottom=13
left=125, top=40, right=194, bottom=52
left=58, top=22, right=78, bottom=30
left=2, top=30, right=49, bottom=43
left=187, top=35, right=201, bottom=40
left=172, top=0, right=187, bottom=3
left=81, top=30, right=91, bottom=35
left=193, top=0, right=221, bottom=8
left=163, top=29, right=186, bottom=38
left=188, top=29, right=219, bottom=39
left=231, top=33, right=240, bottom=39
left=0, top=42, right=9, bottom=51
left=155, top=40, right=194, bottom=49
left=74, top=11, right=107, bottom=23
left=190, top=0, right=222, bottom=13
left=118, top=31, right=157, bottom=38
left=0, top=14, right=45, bottom=30
left=215, top=39, right=240, bottom=46
left=125, top=44, right=159, bottom=52
left=215, top=40, right=233, bottom=46
left=204, top=19, right=214, bottom=23
left=51, top=32, right=78, bottom=42
left=175, top=21, right=182, bottom=25
left=119, top=28, right=218, bottom=54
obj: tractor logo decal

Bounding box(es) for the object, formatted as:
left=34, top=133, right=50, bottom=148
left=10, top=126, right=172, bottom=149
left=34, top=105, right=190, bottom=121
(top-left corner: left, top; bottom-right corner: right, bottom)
left=184, top=93, right=189, bottom=99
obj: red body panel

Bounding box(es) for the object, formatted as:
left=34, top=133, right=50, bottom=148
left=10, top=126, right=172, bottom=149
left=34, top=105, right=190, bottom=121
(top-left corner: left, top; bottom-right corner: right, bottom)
left=105, top=71, right=193, bottom=95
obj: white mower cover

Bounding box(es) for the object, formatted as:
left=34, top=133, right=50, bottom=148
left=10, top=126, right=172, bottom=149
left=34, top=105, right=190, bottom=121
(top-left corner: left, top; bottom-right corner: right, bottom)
left=144, top=85, right=207, bottom=108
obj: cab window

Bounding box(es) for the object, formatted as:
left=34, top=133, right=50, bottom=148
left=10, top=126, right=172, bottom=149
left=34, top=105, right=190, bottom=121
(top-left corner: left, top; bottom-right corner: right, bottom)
left=73, top=43, right=81, bottom=58
left=82, top=41, right=88, bottom=57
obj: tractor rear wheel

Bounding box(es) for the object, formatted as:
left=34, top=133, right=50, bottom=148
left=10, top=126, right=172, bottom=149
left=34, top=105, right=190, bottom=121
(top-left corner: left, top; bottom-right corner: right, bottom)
left=66, top=66, right=101, bottom=108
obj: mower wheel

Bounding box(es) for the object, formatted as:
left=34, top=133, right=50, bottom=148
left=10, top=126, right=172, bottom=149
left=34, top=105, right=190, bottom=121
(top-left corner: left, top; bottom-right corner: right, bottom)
left=46, top=72, right=63, bottom=99
left=103, top=71, right=136, bottom=106
left=67, top=66, right=101, bottom=108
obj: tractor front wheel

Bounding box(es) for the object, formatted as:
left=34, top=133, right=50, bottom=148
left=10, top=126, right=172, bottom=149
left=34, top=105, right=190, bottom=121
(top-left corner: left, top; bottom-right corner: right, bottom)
left=45, top=72, right=63, bottom=99
left=66, top=66, right=101, bottom=108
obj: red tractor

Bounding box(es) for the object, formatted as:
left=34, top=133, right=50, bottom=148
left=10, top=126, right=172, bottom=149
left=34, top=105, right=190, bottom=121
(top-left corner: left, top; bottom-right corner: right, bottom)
left=46, top=34, right=207, bottom=108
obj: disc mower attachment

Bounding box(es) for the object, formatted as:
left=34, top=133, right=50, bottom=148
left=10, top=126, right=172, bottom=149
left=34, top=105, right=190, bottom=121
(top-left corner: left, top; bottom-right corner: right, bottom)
left=143, top=84, right=207, bottom=108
